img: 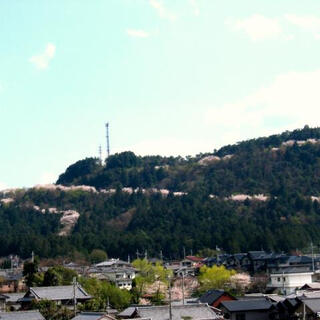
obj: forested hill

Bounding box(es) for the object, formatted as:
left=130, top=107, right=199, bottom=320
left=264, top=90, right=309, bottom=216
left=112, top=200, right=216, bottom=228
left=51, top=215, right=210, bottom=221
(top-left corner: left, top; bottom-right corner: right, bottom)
left=2, top=126, right=320, bottom=260
left=57, top=125, right=320, bottom=196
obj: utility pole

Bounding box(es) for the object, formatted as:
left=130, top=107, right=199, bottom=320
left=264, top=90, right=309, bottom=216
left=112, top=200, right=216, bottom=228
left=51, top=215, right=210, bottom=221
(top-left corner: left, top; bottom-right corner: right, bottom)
left=311, top=242, right=315, bottom=272
left=168, top=276, right=173, bottom=320
left=73, top=277, right=77, bottom=317
left=182, top=272, right=185, bottom=305
left=99, top=145, right=102, bottom=164
left=136, top=250, right=140, bottom=260
left=31, top=251, right=34, bottom=263
left=145, top=250, right=148, bottom=260
left=160, top=250, right=163, bottom=261
left=183, top=247, right=186, bottom=260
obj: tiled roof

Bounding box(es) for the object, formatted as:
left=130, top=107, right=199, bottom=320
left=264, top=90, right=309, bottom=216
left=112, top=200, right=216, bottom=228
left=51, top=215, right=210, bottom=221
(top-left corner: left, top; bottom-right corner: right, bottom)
left=0, top=310, right=45, bottom=320
left=199, top=289, right=227, bottom=305
left=24, top=285, right=91, bottom=301
left=71, top=312, right=115, bottom=320
left=220, top=299, right=273, bottom=312
left=136, top=304, right=220, bottom=320
left=5, top=292, right=25, bottom=303
left=303, top=299, right=320, bottom=313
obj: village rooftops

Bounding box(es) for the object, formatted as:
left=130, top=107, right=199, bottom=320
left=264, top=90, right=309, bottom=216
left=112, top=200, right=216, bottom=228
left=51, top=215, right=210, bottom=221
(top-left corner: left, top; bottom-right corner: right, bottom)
left=19, top=285, right=91, bottom=302
left=0, top=310, right=45, bottom=320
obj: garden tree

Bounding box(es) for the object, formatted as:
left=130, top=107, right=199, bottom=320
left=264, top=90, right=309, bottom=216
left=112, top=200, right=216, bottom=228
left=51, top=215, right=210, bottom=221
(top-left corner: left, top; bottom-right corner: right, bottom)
left=132, top=259, right=172, bottom=299
left=0, top=259, right=11, bottom=269
left=89, top=249, right=108, bottom=264
left=23, top=259, right=43, bottom=287
left=43, top=266, right=77, bottom=286
left=31, top=299, right=72, bottom=320
left=198, top=265, right=236, bottom=293
left=79, top=277, right=131, bottom=311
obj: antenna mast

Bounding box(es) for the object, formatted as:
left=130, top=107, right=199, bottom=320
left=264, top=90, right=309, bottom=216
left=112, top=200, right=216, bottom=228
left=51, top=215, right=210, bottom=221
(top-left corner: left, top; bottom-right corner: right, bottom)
left=105, top=122, right=110, bottom=158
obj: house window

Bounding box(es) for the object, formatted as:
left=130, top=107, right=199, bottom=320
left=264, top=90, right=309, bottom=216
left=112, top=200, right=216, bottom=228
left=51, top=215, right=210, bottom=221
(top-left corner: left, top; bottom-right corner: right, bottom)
left=277, top=277, right=281, bottom=282
left=236, top=313, right=246, bottom=320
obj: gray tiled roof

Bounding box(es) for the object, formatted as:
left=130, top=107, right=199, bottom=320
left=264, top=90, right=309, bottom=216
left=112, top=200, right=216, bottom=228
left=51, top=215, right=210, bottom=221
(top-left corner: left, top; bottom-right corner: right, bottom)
left=5, top=292, right=25, bottom=303
left=27, top=285, right=91, bottom=301
left=220, top=299, right=273, bottom=312
left=304, top=299, right=320, bottom=313
left=0, top=310, right=45, bottom=320
left=136, top=304, right=220, bottom=320
left=71, top=312, right=113, bottom=320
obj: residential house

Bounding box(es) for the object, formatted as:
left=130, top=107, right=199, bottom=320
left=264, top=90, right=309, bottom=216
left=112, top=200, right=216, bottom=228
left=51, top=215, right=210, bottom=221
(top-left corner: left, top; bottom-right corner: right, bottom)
left=19, top=285, right=91, bottom=309
left=0, top=269, right=24, bottom=293
left=0, top=310, right=45, bottom=320
left=267, top=268, right=314, bottom=295
left=118, top=304, right=222, bottom=319
left=199, top=289, right=236, bottom=308
left=88, top=267, right=136, bottom=290
left=219, top=298, right=276, bottom=320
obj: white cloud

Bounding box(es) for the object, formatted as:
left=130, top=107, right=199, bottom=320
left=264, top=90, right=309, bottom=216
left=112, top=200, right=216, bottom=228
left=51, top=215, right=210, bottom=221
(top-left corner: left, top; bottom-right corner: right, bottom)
left=29, top=43, right=56, bottom=70
left=189, top=0, right=200, bottom=16
left=149, top=0, right=176, bottom=21
left=227, top=14, right=282, bottom=41
left=126, top=29, right=150, bottom=38
left=284, top=14, right=320, bottom=39
left=205, top=69, right=320, bottom=136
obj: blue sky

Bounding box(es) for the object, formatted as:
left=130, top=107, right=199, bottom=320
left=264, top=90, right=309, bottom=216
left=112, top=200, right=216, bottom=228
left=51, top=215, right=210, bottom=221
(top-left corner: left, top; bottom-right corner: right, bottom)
left=2, top=0, right=320, bottom=188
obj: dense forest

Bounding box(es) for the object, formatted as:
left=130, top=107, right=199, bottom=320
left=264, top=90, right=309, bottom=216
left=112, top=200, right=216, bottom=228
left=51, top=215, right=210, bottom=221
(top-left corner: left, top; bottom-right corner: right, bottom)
left=2, top=126, right=320, bottom=259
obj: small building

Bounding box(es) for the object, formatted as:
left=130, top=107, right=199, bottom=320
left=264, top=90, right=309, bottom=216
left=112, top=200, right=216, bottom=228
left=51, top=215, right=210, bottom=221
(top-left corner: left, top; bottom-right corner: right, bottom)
left=267, top=268, right=314, bottom=295
left=4, top=292, right=26, bottom=311
left=219, top=298, right=276, bottom=320
left=0, top=310, right=45, bottom=320
left=199, top=289, right=236, bottom=308
left=19, top=285, right=91, bottom=309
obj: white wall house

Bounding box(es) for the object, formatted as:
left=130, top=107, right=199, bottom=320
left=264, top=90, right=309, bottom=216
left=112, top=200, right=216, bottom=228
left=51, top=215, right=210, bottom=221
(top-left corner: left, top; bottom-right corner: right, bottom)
left=268, top=269, right=314, bottom=295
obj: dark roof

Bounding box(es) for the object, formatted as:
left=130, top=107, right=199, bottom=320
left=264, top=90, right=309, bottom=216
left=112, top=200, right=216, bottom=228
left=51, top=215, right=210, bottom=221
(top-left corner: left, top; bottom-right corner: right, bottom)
left=0, top=310, right=45, bottom=320
left=199, top=289, right=231, bottom=305
left=220, top=299, right=273, bottom=312
left=271, top=267, right=313, bottom=274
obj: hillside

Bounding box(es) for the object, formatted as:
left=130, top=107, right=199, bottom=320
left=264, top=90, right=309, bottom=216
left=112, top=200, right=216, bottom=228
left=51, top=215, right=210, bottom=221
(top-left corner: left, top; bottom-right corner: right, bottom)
left=2, top=126, right=320, bottom=259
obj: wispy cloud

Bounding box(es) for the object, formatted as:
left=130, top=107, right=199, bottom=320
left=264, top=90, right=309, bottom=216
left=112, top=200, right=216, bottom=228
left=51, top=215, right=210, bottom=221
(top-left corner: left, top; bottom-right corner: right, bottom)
left=189, top=0, right=200, bottom=16
left=29, top=43, right=56, bottom=70
left=126, top=29, right=150, bottom=38
left=226, top=14, right=282, bottom=41
left=149, top=0, right=176, bottom=21
left=285, top=14, right=320, bottom=39
left=205, top=69, right=320, bottom=138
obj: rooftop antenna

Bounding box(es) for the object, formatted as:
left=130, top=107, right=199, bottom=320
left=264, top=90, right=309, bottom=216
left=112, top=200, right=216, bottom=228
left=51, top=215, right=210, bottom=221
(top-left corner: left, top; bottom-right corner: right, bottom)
left=105, top=122, right=110, bottom=158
